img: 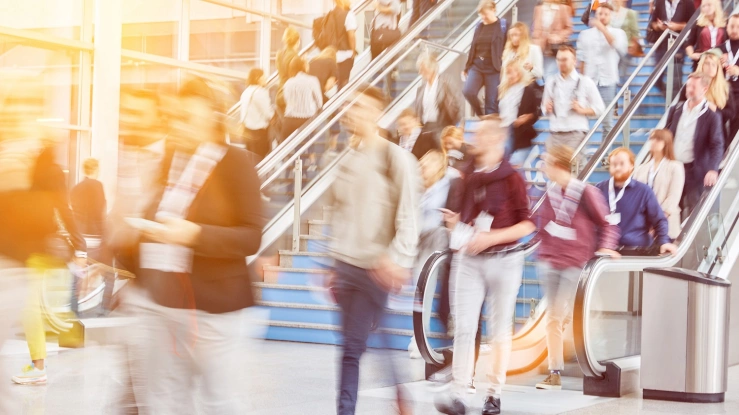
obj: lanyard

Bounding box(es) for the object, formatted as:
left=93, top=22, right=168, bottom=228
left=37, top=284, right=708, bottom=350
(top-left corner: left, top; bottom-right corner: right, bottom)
left=665, top=0, right=680, bottom=22
left=647, top=159, right=664, bottom=188
left=727, top=40, right=739, bottom=80
left=709, top=26, right=719, bottom=48
left=608, top=177, right=631, bottom=214
left=683, top=100, right=708, bottom=126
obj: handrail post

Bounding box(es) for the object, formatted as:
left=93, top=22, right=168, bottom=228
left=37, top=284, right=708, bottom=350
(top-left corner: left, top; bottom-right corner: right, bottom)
left=666, top=35, right=676, bottom=109
left=292, top=159, right=303, bottom=252
left=623, top=89, right=631, bottom=149
left=512, top=6, right=518, bottom=24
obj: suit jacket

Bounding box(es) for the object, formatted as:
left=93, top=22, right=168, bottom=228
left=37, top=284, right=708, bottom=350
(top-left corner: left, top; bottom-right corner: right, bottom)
left=411, top=130, right=441, bottom=161
left=650, top=0, right=696, bottom=51
left=136, top=145, right=264, bottom=314
left=70, top=178, right=107, bottom=236
left=665, top=104, right=724, bottom=185
left=465, top=20, right=506, bottom=73
left=532, top=4, right=573, bottom=57
left=512, top=83, right=542, bottom=151
left=633, top=159, right=685, bottom=239
left=414, top=75, right=462, bottom=128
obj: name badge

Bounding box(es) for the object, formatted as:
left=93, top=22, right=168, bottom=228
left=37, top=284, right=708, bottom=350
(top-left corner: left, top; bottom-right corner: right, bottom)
left=606, top=213, right=621, bottom=226
left=474, top=212, right=494, bottom=232
left=545, top=221, right=577, bottom=240
left=140, top=243, right=193, bottom=273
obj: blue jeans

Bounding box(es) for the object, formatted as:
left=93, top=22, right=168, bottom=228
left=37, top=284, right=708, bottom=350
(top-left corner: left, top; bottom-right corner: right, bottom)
left=598, top=84, right=617, bottom=137
left=463, top=67, right=500, bottom=116
left=543, top=56, right=559, bottom=81
left=335, top=261, right=389, bottom=415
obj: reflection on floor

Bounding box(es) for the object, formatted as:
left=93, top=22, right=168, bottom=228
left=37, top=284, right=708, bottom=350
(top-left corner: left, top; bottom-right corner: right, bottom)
left=2, top=339, right=738, bottom=414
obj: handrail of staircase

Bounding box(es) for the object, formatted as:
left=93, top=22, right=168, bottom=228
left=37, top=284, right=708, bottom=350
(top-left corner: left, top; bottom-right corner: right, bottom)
left=225, top=0, right=376, bottom=116
left=255, top=0, right=462, bottom=181
left=573, top=126, right=739, bottom=378
left=575, top=9, right=701, bottom=183
left=200, top=0, right=315, bottom=29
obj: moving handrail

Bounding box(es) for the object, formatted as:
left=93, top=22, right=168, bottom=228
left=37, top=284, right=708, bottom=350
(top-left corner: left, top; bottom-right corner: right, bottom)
left=573, top=127, right=739, bottom=379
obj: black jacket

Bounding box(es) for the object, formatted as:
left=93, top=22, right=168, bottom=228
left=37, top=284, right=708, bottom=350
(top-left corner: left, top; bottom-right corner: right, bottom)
left=512, top=83, right=542, bottom=152
left=414, top=75, right=462, bottom=129
left=465, top=20, right=506, bottom=73
left=135, top=145, right=264, bottom=314
left=71, top=178, right=107, bottom=237
left=411, top=130, right=441, bottom=160
left=665, top=104, right=724, bottom=184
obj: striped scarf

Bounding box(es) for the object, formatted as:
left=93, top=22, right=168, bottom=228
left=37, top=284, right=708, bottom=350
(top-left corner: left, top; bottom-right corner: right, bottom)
left=547, top=178, right=586, bottom=226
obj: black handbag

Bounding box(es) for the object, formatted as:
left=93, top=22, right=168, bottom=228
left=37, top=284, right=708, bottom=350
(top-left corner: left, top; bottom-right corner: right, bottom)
left=370, top=15, right=402, bottom=54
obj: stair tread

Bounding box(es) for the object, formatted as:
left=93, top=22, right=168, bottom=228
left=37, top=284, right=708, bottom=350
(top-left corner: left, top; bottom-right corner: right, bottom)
left=278, top=250, right=331, bottom=257
left=263, top=266, right=331, bottom=274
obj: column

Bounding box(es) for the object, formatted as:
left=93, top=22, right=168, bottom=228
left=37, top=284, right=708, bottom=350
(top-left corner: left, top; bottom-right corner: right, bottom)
left=259, top=0, right=272, bottom=71
left=90, top=0, right=123, bottom=201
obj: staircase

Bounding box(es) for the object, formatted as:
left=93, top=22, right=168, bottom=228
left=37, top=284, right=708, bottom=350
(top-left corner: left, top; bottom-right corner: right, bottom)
left=254, top=0, right=690, bottom=352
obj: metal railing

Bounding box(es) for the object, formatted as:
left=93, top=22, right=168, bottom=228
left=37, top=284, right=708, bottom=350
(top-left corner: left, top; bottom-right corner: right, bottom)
left=200, top=0, right=315, bottom=28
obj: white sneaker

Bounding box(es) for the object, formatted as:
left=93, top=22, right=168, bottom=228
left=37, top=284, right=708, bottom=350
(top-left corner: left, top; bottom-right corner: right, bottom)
left=12, top=364, right=47, bottom=385
left=466, top=380, right=476, bottom=394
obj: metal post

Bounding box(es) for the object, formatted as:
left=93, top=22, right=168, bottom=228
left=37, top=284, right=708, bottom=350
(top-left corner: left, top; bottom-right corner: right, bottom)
left=512, top=6, right=518, bottom=25
left=292, top=159, right=303, bottom=252
left=623, top=89, right=631, bottom=149
left=665, top=35, right=675, bottom=109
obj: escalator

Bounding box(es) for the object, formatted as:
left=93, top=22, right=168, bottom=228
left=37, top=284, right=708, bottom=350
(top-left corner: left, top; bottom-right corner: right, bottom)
left=411, top=5, right=738, bottom=378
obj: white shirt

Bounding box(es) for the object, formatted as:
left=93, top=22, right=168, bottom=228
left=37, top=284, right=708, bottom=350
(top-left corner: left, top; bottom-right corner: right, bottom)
left=337, top=11, right=358, bottom=63
left=283, top=72, right=324, bottom=119
left=499, top=83, right=525, bottom=127
left=502, top=44, right=544, bottom=80
left=422, top=78, right=439, bottom=124
left=611, top=7, right=628, bottom=30
left=674, top=100, right=708, bottom=164
left=374, top=0, right=400, bottom=30
left=577, top=26, right=628, bottom=87
left=239, top=85, right=275, bottom=130
left=541, top=4, right=558, bottom=29
left=400, top=127, right=422, bottom=152
left=541, top=70, right=605, bottom=132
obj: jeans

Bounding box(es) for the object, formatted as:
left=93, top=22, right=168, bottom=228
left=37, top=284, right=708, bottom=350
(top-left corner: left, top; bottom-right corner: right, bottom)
left=335, top=261, right=389, bottom=415
left=450, top=251, right=523, bottom=399
left=463, top=67, right=500, bottom=116
left=598, top=84, right=618, bottom=137
left=538, top=262, right=581, bottom=371
left=337, top=57, right=355, bottom=91
left=546, top=131, right=588, bottom=173
left=543, top=56, right=559, bottom=81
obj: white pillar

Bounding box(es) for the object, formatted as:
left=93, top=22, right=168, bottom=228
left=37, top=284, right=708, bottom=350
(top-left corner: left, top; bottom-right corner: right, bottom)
left=90, top=0, right=123, bottom=201
left=259, top=0, right=272, bottom=72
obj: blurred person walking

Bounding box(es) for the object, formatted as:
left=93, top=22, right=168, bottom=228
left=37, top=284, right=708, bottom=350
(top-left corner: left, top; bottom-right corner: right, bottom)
left=719, top=14, right=739, bottom=146
left=281, top=58, right=323, bottom=142
left=371, top=0, right=402, bottom=59
left=648, top=0, right=695, bottom=96
left=441, top=126, right=474, bottom=170
left=396, top=107, right=441, bottom=160
left=610, top=0, right=641, bottom=81
left=239, top=68, right=275, bottom=161
left=70, top=158, right=107, bottom=259
left=535, top=145, right=620, bottom=391
left=633, top=129, right=685, bottom=239
left=414, top=51, right=462, bottom=139
left=123, top=77, right=264, bottom=414
left=277, top=26, right=301, bottom=87
left=502, top=22, right=544, bottom=82
left=498, top=61, right=541, bottom=167
left=435, top=117, right=536, bottom=415
left=685, top=0, right=726, bottom=71
left=0, top=74, right=86, bottom=390
left=463, top=0, right=507, bottom=117
left=309, top=47, right=339, bottom=103
left=330, top=85, right=420, bottom=415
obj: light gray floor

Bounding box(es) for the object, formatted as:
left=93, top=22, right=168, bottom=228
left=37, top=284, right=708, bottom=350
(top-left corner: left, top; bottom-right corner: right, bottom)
left=2, top=338, right=738, bottom=414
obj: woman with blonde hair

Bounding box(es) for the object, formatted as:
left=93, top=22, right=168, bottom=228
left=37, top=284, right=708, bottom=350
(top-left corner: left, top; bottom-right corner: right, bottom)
left=686, top=0, right=726, bottom=71
left=277, top=26, right=301, bottom=86
left=681, top=50, right=735, bottom=143
left=502, top=22, right=543, bottom=81
left=440, top=126, right=471, bottom=170
left=498, top=61, right=541, bottom=167
left=633, top=129, right=685, bottom=239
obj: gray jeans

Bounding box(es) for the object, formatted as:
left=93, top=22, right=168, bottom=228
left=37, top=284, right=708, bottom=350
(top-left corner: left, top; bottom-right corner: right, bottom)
left=538, top=261, right=581, bottom=371
left=546, top=131, right=588, bottom=173
left=450, top=251, right=523, bottom=398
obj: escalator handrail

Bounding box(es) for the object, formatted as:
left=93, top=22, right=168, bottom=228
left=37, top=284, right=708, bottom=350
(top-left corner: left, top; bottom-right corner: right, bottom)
left=573, top=126, right=739, bottom=379
left=225, top=0, right=376, bottom=117
left=255, top=0, right=460, bottom=180
left=575, top=9, right=702, bottom=183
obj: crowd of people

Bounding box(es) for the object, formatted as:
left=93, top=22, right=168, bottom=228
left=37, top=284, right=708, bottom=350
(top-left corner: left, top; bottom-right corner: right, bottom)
left=2, top=1, right=739, bottom=415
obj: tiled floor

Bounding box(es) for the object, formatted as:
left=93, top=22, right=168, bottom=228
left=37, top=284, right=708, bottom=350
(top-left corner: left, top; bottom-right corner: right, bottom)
left=2, top=338, right=738, bottom=414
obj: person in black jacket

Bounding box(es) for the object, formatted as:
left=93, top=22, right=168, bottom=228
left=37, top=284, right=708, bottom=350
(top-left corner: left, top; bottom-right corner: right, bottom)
left=396, top=107, right=441, bottom=160
left=463, top=0, right=506, bottom=116
left=414, top=51, right=463, bottom=139
left=126, top=77, right=263, bottom=413
left=70, top=158, right=107, bottom=239
left=498, top=61, right=541, bottom=168
left=648, top=0, right=695, bottom=96
left=665, top=73, right=724, bottom=216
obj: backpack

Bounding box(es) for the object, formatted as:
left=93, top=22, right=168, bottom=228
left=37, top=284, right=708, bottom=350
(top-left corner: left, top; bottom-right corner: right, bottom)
left=313, top=8, right=349, bottom=50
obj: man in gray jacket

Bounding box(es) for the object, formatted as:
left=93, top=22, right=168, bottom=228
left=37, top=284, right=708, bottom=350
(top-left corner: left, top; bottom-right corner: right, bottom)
left=330, top=85, right=421, bottom=415
left=415, top=51, right=463, bottom=139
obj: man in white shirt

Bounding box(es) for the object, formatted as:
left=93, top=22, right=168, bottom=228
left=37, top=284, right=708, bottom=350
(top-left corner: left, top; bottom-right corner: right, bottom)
left=541, top=45, right=605, bottom=171
left=576, top=4, right=627, bottom=137
left=664, top=73, right=725, bottom=216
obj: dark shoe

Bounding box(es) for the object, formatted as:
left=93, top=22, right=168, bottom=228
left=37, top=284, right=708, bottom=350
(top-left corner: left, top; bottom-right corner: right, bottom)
left=435, top=396, right=466, bottom=415
left=482, top=396, right=501, bottom=415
